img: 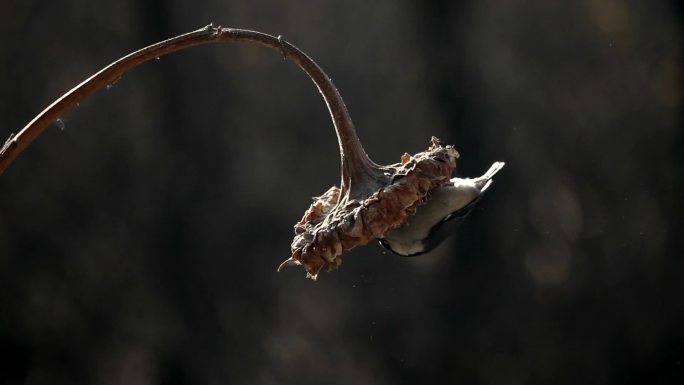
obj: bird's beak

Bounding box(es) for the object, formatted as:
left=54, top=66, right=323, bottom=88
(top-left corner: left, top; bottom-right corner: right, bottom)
left=277, top=257, right=301, bottom=272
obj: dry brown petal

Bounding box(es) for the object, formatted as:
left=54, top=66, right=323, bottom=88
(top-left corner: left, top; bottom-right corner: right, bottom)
left=280, top=137, right=459, bottom=280
left=401, top=153, right=411, bottom=165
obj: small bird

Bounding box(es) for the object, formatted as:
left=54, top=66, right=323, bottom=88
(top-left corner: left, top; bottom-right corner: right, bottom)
left=379, top=161, right=505, bottom=256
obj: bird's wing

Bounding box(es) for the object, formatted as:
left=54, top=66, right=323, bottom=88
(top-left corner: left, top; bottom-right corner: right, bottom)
left=425, top=162, right=504, bottom=251
left=421, top=192, right=486, bottom=252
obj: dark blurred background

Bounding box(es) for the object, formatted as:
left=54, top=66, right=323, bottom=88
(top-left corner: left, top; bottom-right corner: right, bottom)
left=0, top=1, right=682, bottom=384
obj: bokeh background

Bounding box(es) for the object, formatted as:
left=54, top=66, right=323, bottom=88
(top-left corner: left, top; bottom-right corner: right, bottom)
left=0, top=1, right=682, bottom=384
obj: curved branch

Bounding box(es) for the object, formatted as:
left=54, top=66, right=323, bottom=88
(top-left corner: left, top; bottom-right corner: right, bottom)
left=0, top=24, right=375, bottom=189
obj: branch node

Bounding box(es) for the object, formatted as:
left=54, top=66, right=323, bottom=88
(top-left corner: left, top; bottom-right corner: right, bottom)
left=277, top=35, right=288, bottom=60
left=205, top=22, right=222, bottom=38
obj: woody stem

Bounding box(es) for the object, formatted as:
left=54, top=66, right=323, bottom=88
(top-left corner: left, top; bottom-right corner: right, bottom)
left=0, top=24, right=379, bottom=192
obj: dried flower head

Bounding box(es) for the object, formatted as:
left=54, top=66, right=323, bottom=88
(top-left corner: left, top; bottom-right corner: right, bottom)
left=280, top=137, right=459, bottom=280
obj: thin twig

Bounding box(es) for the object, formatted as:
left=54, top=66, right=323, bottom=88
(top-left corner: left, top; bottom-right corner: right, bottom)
left=0, top=24, right=375, bottom=186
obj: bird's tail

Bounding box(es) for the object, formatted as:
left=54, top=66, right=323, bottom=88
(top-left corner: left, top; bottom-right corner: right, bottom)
left=476, top=161, right=505, bottom=191
left=483, top=161, right=506, bottom=179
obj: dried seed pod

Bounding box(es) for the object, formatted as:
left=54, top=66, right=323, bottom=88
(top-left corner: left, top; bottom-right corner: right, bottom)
left=280, top=137, right=459, bottom=280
